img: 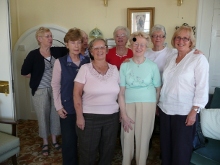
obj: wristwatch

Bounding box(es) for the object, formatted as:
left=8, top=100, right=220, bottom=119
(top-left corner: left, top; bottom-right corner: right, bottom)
left=193, top=107, right=200, bottom=113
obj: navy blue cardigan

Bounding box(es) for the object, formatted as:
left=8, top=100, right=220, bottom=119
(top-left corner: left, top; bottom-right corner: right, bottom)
left=21, top=47, right=68, bottom=96
left=59, top=55, right=90, bottom=114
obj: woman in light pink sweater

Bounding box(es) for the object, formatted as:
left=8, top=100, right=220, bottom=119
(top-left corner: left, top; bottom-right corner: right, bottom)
left=74, top=38, right=120, bottom=165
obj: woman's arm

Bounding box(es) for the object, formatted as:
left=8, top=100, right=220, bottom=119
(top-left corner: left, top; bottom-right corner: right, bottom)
left=74, top=82, right=85, bottom=130
left=51, top=59, right=68, bottom=118
left=118, top=86, right=134, bottom=133
left=156, top=87, right=161, bottom=104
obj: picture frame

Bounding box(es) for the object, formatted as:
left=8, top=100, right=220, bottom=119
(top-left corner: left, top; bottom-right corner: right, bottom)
left=127, top=7, right=155, bottom=34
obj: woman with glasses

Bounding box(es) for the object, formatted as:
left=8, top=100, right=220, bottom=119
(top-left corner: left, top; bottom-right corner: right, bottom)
left=119, top=31, right=161, bottom=165
left=74, top=38, right=120, bottom=165
left=144, top=24, right=176, bottom=75
left=106, top=26, right=133, bottom=70
left=51, top=28, right=90, bottom=164
left=21, top=27, right=67, bottom=156
left=158, top=25, right=209, bottom=165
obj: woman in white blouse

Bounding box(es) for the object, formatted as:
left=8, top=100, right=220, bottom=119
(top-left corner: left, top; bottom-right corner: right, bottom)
left=158, top=25, right=209, bottom=165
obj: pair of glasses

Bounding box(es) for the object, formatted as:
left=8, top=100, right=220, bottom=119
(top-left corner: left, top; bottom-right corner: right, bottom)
left=116, top=34, right=126, bottom=38
left=43, top=35, right=53, bottom=39
left=151, top=35, right=165, bottom=39
left=92, top=46, right=107, bottom=51
left=175, top=36, right=190, bottom=42
left=133, top=43, right=146, bottom=48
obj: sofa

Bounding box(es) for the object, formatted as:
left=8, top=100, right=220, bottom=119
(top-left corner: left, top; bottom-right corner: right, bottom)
left=190, top=87, right=220, bottom=165
left=0, top=120, right=20, bottom=165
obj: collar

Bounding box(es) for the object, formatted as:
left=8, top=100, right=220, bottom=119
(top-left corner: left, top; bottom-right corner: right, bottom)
left=67, top=54, right=85, bottom=62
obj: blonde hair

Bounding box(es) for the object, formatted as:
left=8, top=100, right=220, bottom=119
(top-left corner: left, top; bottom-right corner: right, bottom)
left=171, top=25, right=196, bottom=49
left=35, top=27, right=50, bottom=45
left=129, top=31, right=150, bottom=47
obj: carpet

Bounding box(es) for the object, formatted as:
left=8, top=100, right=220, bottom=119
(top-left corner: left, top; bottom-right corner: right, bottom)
left=1, top=120, right=161, bottom=165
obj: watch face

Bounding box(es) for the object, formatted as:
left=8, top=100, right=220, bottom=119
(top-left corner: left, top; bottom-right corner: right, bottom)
left=194, top=108, right=200, bottom=112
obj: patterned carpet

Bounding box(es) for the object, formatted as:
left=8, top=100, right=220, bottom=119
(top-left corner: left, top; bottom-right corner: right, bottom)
left=1, top=120, right=161, bottom=165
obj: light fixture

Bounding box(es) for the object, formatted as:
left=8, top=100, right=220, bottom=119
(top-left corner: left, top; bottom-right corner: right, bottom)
left=177, top=0, right=183, bottom=6
left=89, top=28, right=103, bottom=38
left=104, top=0, right=108, bottom=7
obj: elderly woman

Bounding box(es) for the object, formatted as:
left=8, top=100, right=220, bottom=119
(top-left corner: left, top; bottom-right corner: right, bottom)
left=80, top=30, right=90, bottom=57
left=21, top=27, right=67, bottom=155
left=106, top=26, right=133, bottom=70
left=158, top=25, right=209, bottom=165
left=144, top=24, right=176, bottom=75
left=119, top=31, right=161, bottom=165
left=145, top=24, right=202, bottom=75
left=51, top=28, right=90, bottom=164
left=74, top=38, right=120, bottom=165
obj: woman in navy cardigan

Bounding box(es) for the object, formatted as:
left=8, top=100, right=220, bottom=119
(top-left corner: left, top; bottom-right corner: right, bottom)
left=21, top=27, right=67, bottom=156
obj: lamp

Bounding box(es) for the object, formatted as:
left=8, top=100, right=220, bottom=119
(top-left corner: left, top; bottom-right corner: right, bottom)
left=89, top=28, right=103, bottom=38
left=177, top=0, right=183, bottom=6
left=104, top=0, right=108, bottom=7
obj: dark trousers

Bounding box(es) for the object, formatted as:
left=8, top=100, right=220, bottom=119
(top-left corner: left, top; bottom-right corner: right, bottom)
left=76, top=112, right=119, bottom=165
left=159, top=109, right=196, bottom=165
left=60, top=114, right=78, bottom=165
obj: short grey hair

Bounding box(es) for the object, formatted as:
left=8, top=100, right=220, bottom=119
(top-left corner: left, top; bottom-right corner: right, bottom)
left=150, top=24, right=166, bottom=38
left=113, top=26, right=130, bottom=39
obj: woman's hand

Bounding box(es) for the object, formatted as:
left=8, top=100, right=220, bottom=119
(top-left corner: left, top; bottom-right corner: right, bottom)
left=76, top=115, right=85, bottom=130
left=122, top=58, right=130, bottom=63
left=57, top=108, right=67, bottom=119
left=185, top=110, right=197, bottom=126
left=194, top=49, right=203, bottom=55
left=121, top=114, right=135, bottom=133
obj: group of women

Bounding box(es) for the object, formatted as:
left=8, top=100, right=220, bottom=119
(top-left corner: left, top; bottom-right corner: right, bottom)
left=21, top=23, right=209, bottom=165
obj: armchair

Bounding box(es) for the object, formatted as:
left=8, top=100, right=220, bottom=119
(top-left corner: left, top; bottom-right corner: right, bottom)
left=0, top=120, right=20, bottom=165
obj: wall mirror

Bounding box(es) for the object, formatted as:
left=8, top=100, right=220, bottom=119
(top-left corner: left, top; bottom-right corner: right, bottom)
left=127, top=7, right=155, bottom=34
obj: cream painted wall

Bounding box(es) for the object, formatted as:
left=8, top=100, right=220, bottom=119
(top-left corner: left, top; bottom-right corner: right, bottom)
left=10, top=0, right=198, bottom=48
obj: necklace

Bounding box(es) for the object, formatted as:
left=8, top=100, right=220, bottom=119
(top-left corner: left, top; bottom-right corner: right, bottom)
left=116, top=47, right=127, bottom=57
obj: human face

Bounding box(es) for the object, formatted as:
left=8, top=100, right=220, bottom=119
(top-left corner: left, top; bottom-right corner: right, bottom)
left=82, top=33, right=88, bottom=50
left=90, top=40, right=107, bottom=61
left=174, top=30, right=191, bottom=52
left=131, top=36, right=148, bottom=57
left=66, top=39, right=82, bottom=56
left=114, top=29, right=128, bottom=46
left=38, top=31, right=53, bottom=47
left=151, top=31, right=165, bottom=48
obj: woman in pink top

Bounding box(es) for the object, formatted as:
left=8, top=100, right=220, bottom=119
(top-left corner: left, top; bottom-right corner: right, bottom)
left=74, top=38, right=120, bottom=165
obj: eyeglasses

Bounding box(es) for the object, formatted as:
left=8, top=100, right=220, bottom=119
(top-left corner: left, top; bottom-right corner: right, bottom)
left=133, top=43, right=146, bottom=48
left=116, top=34, right=126, bottom=38
left=175, top=36, right=190, bottom=42
left=43, top=35, right=53, bottom=39
left=92, top=46, right=107, bottom=51
left=151, top=35, right=165, bottom=39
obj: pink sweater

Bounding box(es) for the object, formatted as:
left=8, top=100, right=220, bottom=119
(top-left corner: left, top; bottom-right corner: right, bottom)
left=74, top=63, right=120, bottom=114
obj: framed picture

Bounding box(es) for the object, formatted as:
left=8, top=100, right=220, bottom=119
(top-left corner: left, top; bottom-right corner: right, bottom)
left=127, top=7, right=155, bottom=34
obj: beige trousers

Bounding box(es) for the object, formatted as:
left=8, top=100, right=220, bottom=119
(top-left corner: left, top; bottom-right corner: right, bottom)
left=121, top=102, right=156, bottom=165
